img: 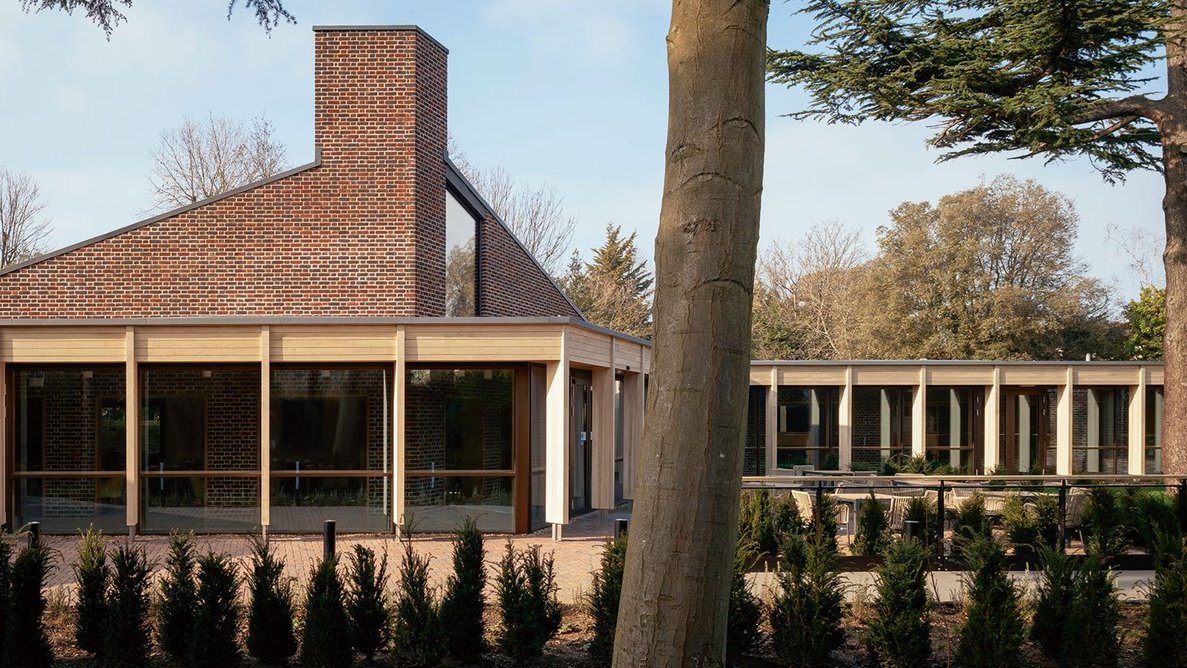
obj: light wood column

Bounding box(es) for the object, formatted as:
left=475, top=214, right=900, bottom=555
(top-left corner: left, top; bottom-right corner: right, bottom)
left=260, top=326, right=271, bottom=530
left=394, top=326, right=406, bottom=531
left=544, top=331, right=570, bottom=533
left=1055, top=367, right=1075, bottom=475
left=984, top=368, right=1001, bottom=473
left=591, top=346, right=615, bottom=511
left=765, top=368, right=778, bottom=473
left=912, top=368, right=927, bottom=457
left=1128, top=367, right=1147, bottom=475
left=124, top=327, right=139, bottom=533
left=838, top=367, right=853, bottom=469
left=621, top=370, right=643, bottom=500
left=0, top=357, right=7, bottom=528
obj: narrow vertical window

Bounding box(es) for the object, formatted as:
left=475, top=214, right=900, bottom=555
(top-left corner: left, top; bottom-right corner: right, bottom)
left=445, top=189, right=478, bottom=316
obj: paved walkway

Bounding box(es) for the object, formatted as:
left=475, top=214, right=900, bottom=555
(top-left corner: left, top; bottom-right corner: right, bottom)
left=33, top=510, right=1157, bottom=606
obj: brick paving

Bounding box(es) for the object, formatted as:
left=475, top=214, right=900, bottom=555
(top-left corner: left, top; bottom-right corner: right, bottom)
left=37, top=509, right=629, bottom=606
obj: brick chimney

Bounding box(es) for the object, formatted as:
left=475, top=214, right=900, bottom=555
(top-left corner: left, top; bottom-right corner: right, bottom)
left=312, top=26, right=449, bottom=315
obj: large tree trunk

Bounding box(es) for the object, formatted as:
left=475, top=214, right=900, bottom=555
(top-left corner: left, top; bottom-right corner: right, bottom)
left=612, top=1, right=768, bottom=666
left=1163, top=3, right=1187, bottom=480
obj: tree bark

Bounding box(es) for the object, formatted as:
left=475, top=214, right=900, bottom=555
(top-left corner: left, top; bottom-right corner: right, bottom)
left=612, top=1, right=768, bottom=666
left=1162, top=3, right=1187, bottom=481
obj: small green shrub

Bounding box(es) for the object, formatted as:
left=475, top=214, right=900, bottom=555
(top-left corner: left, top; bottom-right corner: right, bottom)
left=191, top=552, right=240, bottom=668
left=773, top=492, right=805, bottom=545
left=440, top=517, right=486, bottom=663
left=245, top=537, right=297, bottom=667
left=1082, top=488, right=1130, bottom=563
left=904, top=496, right=937, bottom=547
left=346, top=545, right=391, bottom=662
left=864, top=538, right=932, bottom=668
left=1031, top=544, right=1078, bottom=659
left=854, top=493, right=888, bottom=556
left=770, top=532, right=844, bottom=667
left=5, top=543, right=52, bottom=668
left=494, top=542, right=561, bottom=662
left=1126, top=490, right=1180, bottom=549
left=1143, top=533, right=1187, bottom=666
left=74, top=527, right=109, bottom=658
left=727, top=540, right=762, bottom=663
left=102, top=543, right=152, bottom=668
left=954, top=536, right=1024, bottom=668
left=811, top=493, right=839, bottom=553
left=301, top=557, right=353, bottom=668
left=739, top=489, right=777, bottom=556
left=952, top=493, right=991, bottom=557
left=1061, top=554, right=1121, bottom=667
left=390, top=538, right=443, bottom=667
left=587, top=534, right=627, bottom=665
left=154, top=532, right=197, bottom=661
left=1002, top=495, right=1058, bottom=554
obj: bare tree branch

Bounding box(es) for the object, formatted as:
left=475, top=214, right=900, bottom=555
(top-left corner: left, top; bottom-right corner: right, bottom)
left=146, top=114, right=288, bottom=212
left=19, top=0, right=294, bottom=37
left=0, top=168, right=52, bottom=268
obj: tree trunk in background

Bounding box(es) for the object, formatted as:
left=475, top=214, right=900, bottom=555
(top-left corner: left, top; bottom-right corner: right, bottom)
left=1163, top=4, right=1187, bottom=481
left=612, top=1, right=768, bottom=666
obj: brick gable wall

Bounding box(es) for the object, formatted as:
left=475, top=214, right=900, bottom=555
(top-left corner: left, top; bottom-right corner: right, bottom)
left=478, top=214, right=581, bottom=318
left=0, top=27, right=580, bottom=322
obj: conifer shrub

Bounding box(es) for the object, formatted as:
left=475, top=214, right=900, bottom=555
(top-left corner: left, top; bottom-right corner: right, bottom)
left=773, top=492, right=806, bottom=545
left=74, top=527, right=109, bottom=658
left=1031, top=544, right=1078, bottom=659
left=854, top=493, right=888, bottom=556
left=5, top=543, right=52, bottom=668
left=904, top=495, right=937, bottom=547
left=102, top=543, right=152, bottom=668
left=811, top=493, right=839, bottom=554
left=245, top=537, right=297, bottom=667
left=494, top=542, right=561, bottom=662
left=440, top=517, right=486, bottom=663
left=952, top=493, right=991, bottom=558
left=301, top=557, right=353, bottom=668
left=191, top=551, right=240, bottom=668
left=864, top=538, right=932, bottom=668
left=1061, top=554, right=1121, bottom=668
left=155, top=531, right=197, bottom=661
left=770, top=532, right=845, bottom=667
left=0, top=533, right=12, bottom=658
left=586, top=534, right=627, bottom=665
left=347, top=544, right=391, bottom=663
left=1082, top=488, right=1130, bottom=563
left=391, top=539, right=444, bottom=667
left=954, top=536, right=1024, bottom=668
left=1002, top=495, right=1058, bottom=554
left=1127, top=490, right=1180, bottom=549
left=1143, top=533, right=1187, bottom=666
left=727, top=540, right=762, bottom=664
left=739, top=488, right=777, bottom=556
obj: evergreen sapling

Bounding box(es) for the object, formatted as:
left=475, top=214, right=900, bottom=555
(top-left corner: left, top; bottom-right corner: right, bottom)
left=102, top=543, right=152, bottom=668
left=74, top=527, right=108, bottom=658
left=245, top=537, right=297, bottom=666
left=586, top=534, right=626, bottom=665
left=155, top=532, right=197, bottom=661
left=301, top=557, right=352, bottom=668
left=191, top=551, right=241, bottom=668
left=346, top=544, right=391, bottom=663
left=770, top=532, right=845, bottom=667
left=390, top=538, right=444, bottom=667
left=439, top=516, right=486, bottom=663
left=4, top=543, right=52, bottom=668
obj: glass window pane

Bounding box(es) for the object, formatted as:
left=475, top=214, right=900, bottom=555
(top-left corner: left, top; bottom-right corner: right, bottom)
left=407, top=369, right=515, bottom=472
left=14, top=476, right=126, bottom=533
left=270, top=477, right=390, bottom=533
left=13, top=366, right=126, bottom=472
left=141, top=367, right=260, bottom=473
left=405, top=476, right=513, bottom=533
left=142, top=476, right=260, bottom=533
left=851, top=387, right=911, bottom=468
left=1147, top=387, right=1164, bottom=474
left=270, top=368, right=389, bottom=472
left=445, top=190, right=478, bottom=317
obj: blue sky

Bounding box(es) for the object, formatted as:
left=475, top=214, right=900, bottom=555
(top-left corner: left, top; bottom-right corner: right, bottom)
left=0, top=0, right=1167, bottom=303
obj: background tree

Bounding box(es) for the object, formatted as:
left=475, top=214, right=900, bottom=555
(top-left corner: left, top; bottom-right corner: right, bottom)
left=1126, top=286, right=1167, bottom=359
left=19, top=0, right=294, bottom=36
left=450, top=147, right=577, bottom=276
left=560, top=224, right=654, bottom=338
left=752, top=222, right=866, bottom=359
left=147, top=114, right=288, bottom=212
left=767, top=0, right=1187, bottom=472
left=613, top=0, right=768, bottom=664
left=852, top=176, right=1118, bottom=360
left=0, top=168, right=51, bottom=268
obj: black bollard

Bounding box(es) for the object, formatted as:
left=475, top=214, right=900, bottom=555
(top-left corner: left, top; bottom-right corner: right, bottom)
left=28, top=521, right=40, bottom=548
left=323, top=520, right=336, bottom=562
left=904, top=519, right=919, bottom=543
left=614, top=518, right=629, bottom=540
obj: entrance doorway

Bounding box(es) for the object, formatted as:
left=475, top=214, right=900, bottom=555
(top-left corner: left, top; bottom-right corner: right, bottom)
left=1000, top=390, right=1050, bottom=473
left=570, top=371, right=593, bottom=516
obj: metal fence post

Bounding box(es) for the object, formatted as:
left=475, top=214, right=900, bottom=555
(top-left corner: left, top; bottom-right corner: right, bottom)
left=935, top=480, right=945, bottom=561
left=814, top=480, right=824, bottom=530
left=1179, top=479, right=1187, bottom=534
left=323, top=519, right=336, bottom=562
left=1058, top=480, right=1068, bottom=552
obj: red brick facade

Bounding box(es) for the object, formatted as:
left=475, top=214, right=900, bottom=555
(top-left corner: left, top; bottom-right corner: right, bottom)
left=0, top=27, right=579, bottom=322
